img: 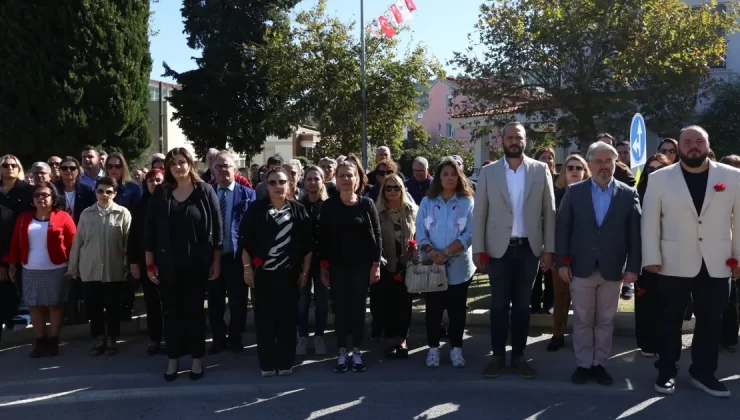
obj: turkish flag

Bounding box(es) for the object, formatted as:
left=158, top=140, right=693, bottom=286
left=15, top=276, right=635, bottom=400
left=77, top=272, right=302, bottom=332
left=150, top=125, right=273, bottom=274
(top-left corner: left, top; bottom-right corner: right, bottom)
left=394, top=1, right=414, bottom=21
left=405, top=0, right=417, bottom=12
left=390, top=5, right=404, bottom=24
left=378, top=16, right=396, bottom=37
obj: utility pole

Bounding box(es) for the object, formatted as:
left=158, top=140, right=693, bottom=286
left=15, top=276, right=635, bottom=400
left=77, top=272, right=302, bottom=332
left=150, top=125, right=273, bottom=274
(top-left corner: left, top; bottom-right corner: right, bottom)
left=360, top=0, right=368, bottom=169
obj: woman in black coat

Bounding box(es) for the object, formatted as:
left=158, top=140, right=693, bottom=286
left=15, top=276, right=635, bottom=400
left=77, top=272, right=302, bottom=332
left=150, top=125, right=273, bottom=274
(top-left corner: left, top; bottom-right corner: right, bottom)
left=145, top=148, right=222, bottom=382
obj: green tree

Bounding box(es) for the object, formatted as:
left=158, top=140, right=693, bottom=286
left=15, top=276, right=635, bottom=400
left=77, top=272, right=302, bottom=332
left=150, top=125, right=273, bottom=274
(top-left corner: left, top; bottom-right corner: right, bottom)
left=163, top=0, right=300, bottom=160
left=0, top=1, right=153, bottom=164
left=451, top=0, right=739, bottom=151
left=697, top=78, right=740, bottom=159
left=262, top=0, right=443, bottom=162
left=399, top=137, right=475, bottom=177
left=405, top=120, right=432, bottom=148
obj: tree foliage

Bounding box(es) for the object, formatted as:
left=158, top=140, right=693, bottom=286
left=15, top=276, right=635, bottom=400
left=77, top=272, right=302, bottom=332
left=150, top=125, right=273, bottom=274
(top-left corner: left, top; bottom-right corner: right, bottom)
left=163, top=0, right=300, bottom=160
left=451, top=0, right=740, bottom=151
left=697, top=78, right=740, bottom=159
left=0, top=1, right=152, bottom=164
left=262, top=0, right=443, bottom=162
left=399, top=137, right=475, bottom=177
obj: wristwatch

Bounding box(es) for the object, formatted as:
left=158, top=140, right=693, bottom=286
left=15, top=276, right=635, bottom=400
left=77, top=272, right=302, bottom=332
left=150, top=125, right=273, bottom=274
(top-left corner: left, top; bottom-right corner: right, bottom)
left=444, top=249, right=453, bottom=259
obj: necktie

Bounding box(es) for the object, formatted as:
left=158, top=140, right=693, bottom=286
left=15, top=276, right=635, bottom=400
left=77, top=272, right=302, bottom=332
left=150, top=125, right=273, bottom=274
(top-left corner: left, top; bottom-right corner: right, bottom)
left=219, top=189, right=228, bottom=236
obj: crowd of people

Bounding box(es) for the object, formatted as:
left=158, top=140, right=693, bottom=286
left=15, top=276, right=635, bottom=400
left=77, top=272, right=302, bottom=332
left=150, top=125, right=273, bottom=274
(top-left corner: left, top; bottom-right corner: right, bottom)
left=0, top=122, right=738, bottom=399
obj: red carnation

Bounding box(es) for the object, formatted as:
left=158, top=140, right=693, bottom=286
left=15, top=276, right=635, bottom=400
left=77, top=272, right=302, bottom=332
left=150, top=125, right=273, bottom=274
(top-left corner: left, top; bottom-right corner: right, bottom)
left=320, top=260, right=330, bottom=270
left=727, top=258, right=738, bottom=269
left=636, top=288, right=646, bottom=297
left=479, top=253, right=490, bottom=263
left=562, top=256, right=573, bottom=264
left=252, top=257, right=263, bottom=267
left=715, top=183, right=726, bottom=192
left=393, top=273, right=403, bottom=282
left=408, top=240, right=417, bottom=249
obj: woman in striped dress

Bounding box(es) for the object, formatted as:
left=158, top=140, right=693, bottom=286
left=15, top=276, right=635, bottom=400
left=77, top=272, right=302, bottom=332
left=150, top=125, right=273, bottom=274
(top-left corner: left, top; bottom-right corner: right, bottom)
left=239, top=166, right=313, bottom=377
left=4, top=181, right=76, bottom=357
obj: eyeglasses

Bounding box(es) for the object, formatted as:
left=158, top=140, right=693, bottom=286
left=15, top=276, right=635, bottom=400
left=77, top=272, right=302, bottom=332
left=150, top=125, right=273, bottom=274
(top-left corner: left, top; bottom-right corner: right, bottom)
left=659, top=148, right=676, bottom=155
left=48, top=161, right=61, bottom=167
left=33, top=192, right=51, bottom=199
left=96, top=188, right=115, bottom=195
left=1, top=163, right=18, bottom=169
left=377, top=170, right=393, bottom=176
left=384, top=185, right=401, bottom=192
left=566, top=165, right=584, bottom=172
left=60, top=165, right=77, bottom=172
left=268, top=179, right=288, bottom=186
left=106, top=163, right=123, bottom=170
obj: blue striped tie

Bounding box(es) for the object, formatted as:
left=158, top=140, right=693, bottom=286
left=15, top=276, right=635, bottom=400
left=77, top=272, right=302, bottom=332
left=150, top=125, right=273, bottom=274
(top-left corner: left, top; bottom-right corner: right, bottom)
left=219, top=189, right=227, bottom=238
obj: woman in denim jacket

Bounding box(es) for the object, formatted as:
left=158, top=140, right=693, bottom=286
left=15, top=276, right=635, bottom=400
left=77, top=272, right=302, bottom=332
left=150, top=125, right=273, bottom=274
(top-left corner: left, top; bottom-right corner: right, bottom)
left=415, top=157, right=475, bottom=369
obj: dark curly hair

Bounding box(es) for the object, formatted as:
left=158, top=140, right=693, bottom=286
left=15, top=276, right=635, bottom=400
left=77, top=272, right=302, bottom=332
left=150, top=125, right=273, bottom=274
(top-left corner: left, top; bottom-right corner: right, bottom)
left=32, top=181, right=62, bottom=210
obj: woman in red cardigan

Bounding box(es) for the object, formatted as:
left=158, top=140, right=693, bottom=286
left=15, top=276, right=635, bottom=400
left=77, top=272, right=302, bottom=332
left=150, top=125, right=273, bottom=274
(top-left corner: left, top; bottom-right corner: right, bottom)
left=4, top=181, right=76, bottom=357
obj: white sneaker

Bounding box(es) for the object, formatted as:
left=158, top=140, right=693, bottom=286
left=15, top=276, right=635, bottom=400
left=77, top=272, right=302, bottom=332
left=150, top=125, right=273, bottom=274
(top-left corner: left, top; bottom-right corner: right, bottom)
left=278, top=368, right=293, bottom=376
left=261, top=370, right=276, bottom=377
left=296, top=337, right=308, bottom=356
left=314, top=336, right=327, bottom=356
left=426, top=348, right=441, bottom=368
left=641, top=351, right=656, bottom=358
left=450, top=347, right=465, bottom=367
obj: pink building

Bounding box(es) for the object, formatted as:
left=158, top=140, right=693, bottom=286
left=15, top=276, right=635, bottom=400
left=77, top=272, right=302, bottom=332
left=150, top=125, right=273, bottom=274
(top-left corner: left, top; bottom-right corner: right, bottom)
left=417, top=78, right=471, bottom=144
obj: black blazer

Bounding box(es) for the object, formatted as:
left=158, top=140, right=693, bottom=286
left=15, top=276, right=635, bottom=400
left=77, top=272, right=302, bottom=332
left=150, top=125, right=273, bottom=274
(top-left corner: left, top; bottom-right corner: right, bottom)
left=54, top=181, right=95, bottom=224
left=126, top=188, right=152, bottom=266
left=0, top=179, right=32, bottom=215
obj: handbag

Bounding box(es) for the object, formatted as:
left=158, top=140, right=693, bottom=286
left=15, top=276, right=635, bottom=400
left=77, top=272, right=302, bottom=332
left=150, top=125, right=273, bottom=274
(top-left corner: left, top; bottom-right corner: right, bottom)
left=404, top=250, right=448, bottom=293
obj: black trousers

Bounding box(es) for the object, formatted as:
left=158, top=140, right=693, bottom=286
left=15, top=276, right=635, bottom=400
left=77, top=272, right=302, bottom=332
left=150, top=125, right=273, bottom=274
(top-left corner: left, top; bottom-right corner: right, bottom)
left=635, top=271, right=659, bottom=353
left=84, top=281, right=124, bottom=338
left=121, top=272, right=137, bottom=317
left=487, top=242, right=540, bottom=357
left=140, top=275, right=163, bottom=343
left=721, top=278, right=739, bottom=347
left=331, top=264, right=371, bottom=350
left=656, top=263, right=729, bottom=378
left=530, top=266, right=554, bottom=312
left=426, top=280, right=470, bottom=348
left=160, top=267, right=207, bottom=360
left=380, top=268, right=412, bottom=339
left=253, top=269, right=299, bottom=371
left=207, top=254, right=248, bottom=347
left=370, top=282, right=383, bottom=336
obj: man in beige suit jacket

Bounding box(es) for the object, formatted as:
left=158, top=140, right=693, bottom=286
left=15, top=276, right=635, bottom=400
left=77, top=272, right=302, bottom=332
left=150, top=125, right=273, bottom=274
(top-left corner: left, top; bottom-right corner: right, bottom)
left=473, top=122, right=556, bottom=380
left=642, top=125, right=740, bottom=398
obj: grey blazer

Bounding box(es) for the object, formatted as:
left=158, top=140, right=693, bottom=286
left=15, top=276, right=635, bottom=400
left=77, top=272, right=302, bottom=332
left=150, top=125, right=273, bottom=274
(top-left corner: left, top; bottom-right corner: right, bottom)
left=555, top=179, right=642, bottom=281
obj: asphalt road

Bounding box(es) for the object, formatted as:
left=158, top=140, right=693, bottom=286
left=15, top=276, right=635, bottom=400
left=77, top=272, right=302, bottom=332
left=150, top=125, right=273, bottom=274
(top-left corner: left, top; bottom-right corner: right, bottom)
left=0, top=328, right=738, bottom=419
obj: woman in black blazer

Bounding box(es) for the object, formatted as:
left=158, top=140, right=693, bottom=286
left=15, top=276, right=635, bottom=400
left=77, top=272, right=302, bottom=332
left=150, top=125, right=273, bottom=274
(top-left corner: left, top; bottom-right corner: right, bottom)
left=54, top=157, right=95, bottom=225
left=145, top=148, right=222, bottom=382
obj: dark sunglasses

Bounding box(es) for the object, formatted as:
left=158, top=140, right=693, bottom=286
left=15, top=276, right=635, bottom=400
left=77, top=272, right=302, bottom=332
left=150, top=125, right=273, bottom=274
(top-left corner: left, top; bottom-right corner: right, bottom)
left=33, top=192, right=51, bottom=199
left=377, top=170, right=393, bottom=176
left=268, top=179, right=288, bottom=186
left=1, top=163, right=18, bottom=169
left=384, top=185, right=401, bottom=192
left=60, top=165, right=78, bottom=172
left=659, top=148, right=676, bottom=155
left=106, top=163, right=123, bottom=170
left=566, top=165, right=584, bottom=172
left=48, top=161, right=61, bottom=166
left=96, top=188, right=115, bottom=195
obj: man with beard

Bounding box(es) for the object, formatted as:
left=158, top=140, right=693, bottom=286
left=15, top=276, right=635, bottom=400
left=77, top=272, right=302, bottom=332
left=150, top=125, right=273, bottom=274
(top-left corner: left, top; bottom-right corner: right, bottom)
left=595, top=133, right=636, bottom=188
left=473, top=121, right=556, bottom=379
left=642, top=125, right=740, bottom=398
left=79, top=146, right=104, bottom=187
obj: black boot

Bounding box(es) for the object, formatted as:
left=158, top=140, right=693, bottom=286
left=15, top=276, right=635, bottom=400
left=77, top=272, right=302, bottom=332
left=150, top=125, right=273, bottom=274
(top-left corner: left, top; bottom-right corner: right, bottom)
left=30, top=336, right=47, bottom=358
left=47, top=336, right=60, bottom=357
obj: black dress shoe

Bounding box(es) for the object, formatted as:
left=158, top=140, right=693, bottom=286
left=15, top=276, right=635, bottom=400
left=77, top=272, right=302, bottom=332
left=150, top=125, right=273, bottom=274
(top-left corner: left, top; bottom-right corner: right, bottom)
left=546, top=336, right=564, bottom=352
left=208, top=341, right=227, bottom=355
left=591, top=365, right=613, bottom=386
left=572, top=367, right=590, bottom=384
left=164, top=362, right=179, bottom=382
left=190, top=365, right=205, bottom=381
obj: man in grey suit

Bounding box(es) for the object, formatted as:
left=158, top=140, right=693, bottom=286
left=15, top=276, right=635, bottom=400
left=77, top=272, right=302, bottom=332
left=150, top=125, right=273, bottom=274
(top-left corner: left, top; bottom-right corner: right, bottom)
left=473, top=122, right=556, bottom=379
left=556, top=141, right=641, bottom=386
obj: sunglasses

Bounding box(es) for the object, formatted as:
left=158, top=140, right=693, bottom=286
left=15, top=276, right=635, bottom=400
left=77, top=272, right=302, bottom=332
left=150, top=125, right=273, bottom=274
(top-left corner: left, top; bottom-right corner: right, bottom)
left=659, top=148, right=676, bottom=155
left=377, top=170, right=393, bottom=176
left=268, top=179, right=288, bottom=186
left=1, top=163, right=18, bottom=169
left=106, top=163, right=123, bottom=170
left=48, top=162, right=61, bottom=166
left=567, top=165, right=584, bottom=172
left=384, top=185, right=401, bottom=192
left=96, top=188, right=115, bottom=195
left=60, top=165, right=78, bottom=172
left=33, top=192, right=51, bottom=199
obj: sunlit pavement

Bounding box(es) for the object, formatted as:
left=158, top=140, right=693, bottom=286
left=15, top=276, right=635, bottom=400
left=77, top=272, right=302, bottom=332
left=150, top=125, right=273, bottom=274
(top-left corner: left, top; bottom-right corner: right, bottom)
left=0, top=328, right=737, bottom=419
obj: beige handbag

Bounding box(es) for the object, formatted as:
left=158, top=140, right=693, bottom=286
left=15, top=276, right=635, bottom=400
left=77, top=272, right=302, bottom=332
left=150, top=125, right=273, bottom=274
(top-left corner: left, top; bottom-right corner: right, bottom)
left=404, top=250, right=448, bottom=293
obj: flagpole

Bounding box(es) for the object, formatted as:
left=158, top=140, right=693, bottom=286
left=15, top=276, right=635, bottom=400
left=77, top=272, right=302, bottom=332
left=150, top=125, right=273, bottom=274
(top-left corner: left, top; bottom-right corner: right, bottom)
left=360, top=0, right=368, bottom=169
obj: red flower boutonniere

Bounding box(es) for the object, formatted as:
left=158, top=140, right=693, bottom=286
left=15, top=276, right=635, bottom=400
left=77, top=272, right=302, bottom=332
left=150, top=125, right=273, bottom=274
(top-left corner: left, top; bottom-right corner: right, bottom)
left=636, top=288, right=646, bottom=297
left=714, top=183, right=726, bottom=192
left=562, top=256, right=573, bottom=265
left=393, top=273, right=404, bottom=282
left=252, top=257, right=264, bottom=267
left=727, top=258, right=738, bottom=269
left=320, top=260, right=330, bottom=270
left=408, top=240, right=417, bottom=249
left=479, top=253, right=490, bottom=263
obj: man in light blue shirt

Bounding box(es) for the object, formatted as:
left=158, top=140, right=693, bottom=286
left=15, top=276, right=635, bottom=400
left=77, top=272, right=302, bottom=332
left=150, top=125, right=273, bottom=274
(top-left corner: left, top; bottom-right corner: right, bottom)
left=79, top=146, right=103, bottom=187
left=591, top=177, right=614, bottom=226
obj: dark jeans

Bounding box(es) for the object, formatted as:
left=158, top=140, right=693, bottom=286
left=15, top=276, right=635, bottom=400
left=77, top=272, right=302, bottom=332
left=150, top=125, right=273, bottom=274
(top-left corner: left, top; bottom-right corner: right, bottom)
left=140, top=275, right=163, bottom=343
left=656, top=263, right=729, bottom=378
left=160, top=267, right=207, bottom=360
left=425, top=280, right=470, bottom=348
left=207, top=254, right=248, bottom=346
left=381, top=268, right=412, bottom=339
left=297, top=265, right=329, bottom=337
left=487, top=242, right=540, bottom=357
left=721, top=278, right=739, bottom=347
left=331, top=264, right=371, bottom=350
left=635, top=271, right=659, bottom=353
left=254, top=269, right=299, bottom=371
left=84, top=281, right=124, bottom=338
left=530, top=266, right=554, bottom=312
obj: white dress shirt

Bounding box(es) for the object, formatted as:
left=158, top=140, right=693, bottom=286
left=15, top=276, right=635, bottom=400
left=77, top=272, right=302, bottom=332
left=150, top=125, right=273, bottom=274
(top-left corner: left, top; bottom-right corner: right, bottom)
left=504, top=158, right=526, bottom=238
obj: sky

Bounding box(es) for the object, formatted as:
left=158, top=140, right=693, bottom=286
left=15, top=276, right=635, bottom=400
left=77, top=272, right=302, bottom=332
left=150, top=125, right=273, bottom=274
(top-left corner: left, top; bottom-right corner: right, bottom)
left=149, top=0, right=484, bottom=82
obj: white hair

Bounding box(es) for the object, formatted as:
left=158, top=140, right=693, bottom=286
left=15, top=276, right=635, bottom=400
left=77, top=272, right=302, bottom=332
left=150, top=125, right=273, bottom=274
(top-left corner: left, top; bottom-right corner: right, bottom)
left=288, top=158, right=303, bottom=172
left=206, top=148, right=219, bottom=157
left=215, top=150, right=236, bottom=164
left=413, top=156, right=429, bottom=168
left=376, top=146, right=391, bottom=156
left=336, top=155, right=347, bottom=164
left=319, top=157, right=337, bottom=167
left=31, top=162, right=51, bottom=173
left=586, top=141, right=618, bottom=162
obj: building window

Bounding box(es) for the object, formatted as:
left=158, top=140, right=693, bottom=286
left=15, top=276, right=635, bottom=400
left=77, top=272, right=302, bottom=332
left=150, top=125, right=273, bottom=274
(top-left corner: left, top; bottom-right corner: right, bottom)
left=446, top=93, right=453, bottom=108
left=149, top=86, right=160, bottom=101
left=300, top=146, right=313, bottom=157
left=445, top=123, right=454, bottom=138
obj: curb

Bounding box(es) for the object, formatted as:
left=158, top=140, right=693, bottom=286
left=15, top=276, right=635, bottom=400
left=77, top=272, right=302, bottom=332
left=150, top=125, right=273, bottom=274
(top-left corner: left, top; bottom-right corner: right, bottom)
left=1, top=308, right=696, bottom=349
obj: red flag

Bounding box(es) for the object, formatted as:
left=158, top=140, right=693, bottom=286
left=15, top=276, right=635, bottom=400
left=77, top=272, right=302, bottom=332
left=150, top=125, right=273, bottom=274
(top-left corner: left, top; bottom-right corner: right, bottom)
left=405, top=0, right=417, bottom=12
left=390, top=5, right=404, bottom=24
left=378, top=16, right=396, bottom=37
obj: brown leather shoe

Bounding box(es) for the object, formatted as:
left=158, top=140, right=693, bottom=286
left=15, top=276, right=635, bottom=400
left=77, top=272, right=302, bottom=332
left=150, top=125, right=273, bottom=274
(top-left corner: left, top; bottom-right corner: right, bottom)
left=483, top=356, right=506, bottom=378
left=511, top=356, right=536, bottom=379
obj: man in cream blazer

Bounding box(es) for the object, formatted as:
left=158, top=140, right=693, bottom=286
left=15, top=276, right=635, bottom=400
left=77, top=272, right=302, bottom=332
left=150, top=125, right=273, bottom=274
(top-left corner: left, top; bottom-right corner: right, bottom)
left=473, top=121, right=556, bottom=380
left=642, top=125, right=740, bottom=398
